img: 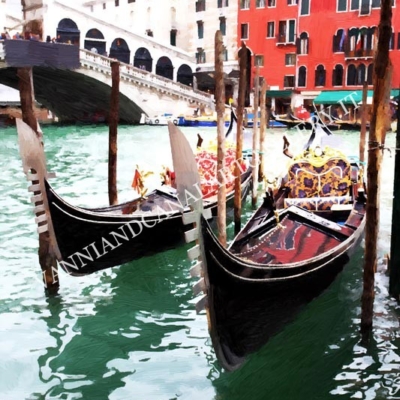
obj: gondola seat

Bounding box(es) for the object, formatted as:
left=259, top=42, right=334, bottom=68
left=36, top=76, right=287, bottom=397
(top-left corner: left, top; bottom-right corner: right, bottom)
left=284, top=149, right=352, bottom=211
left=196, top=145, right=247, bottom=199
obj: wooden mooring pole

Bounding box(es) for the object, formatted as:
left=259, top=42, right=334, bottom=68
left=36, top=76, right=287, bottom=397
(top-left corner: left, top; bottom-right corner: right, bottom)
left=361, top=0, right=392, bottom=338
left=215, top=31, right=227, bottom=247
left=108, top=61, right=120, bottom=206
left=251, top=67, right=260, bottom=208
left=259, top=79, right=267, bottom=182
left=389, top=96, right=400, bottom=299
left=234, top=42, right=247, bottom=235
left=18, top=67, right=59, bottom=293
left=359, top=81, right=368, bottom=164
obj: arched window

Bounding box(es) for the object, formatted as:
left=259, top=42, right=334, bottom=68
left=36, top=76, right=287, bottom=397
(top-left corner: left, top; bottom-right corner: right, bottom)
left=356, top=64, right=366, bottom=85
left=347, top=64, right=357, bottom=86
left=332, top=64, right=344, bottom=86
left=315, top=64, right=326, bottom=87
left=367, top=63, right=374, bottom=85
left=349, top=27, right=359, bottom=51
left=297, top=32, right=309, bottom=55
left=366, top=26, right=376, bottom=51
left=333, top=29, right=346, bottom=52
left=355, top=27, right=369, bottom=57
left=298, top=66, right=307, bottom=87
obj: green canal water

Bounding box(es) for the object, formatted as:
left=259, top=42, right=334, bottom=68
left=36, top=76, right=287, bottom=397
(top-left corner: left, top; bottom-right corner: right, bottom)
left=0, top=123, right=399, bottom=400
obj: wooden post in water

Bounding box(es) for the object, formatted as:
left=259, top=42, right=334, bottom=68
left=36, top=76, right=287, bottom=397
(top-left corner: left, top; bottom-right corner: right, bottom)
left=251, top=67, right=260, bottom=208
left=215, top=31, right=227, bottom=247
left=259, top=79, right=267, bottom=182
left=389, top=97, right=400, bottom=299
left=359, top=81, right=369, bottom=164
left=361, top=0, right=392, bottom=338
left=234, top=42, right=247, bottom=235
left=108, top=61, right=120, bottom=206
left=17, top=67, right=59, bottom=293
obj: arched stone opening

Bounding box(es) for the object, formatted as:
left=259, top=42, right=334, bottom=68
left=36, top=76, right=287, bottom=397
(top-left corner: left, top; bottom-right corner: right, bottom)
left=56, top=18, right=80, bottom=45
left=109, top=38, right=130, bottom=64
left=156, top=56, right=174, bottom=80
left=133, top=47, right=153, bottom=72
left=84, top=29, right=106, bottom=56
left=177, top=64, right=193, bottom=86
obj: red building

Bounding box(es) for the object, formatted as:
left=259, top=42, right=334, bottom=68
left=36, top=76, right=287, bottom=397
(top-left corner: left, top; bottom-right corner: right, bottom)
left=238, top=0, right=400, bottom=112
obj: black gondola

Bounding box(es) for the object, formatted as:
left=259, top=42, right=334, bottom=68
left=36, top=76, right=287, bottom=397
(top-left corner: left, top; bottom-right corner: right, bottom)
left=270, top=112, right=341, bottom=131
left=174, top=119, right=367, bottom=371
left=16, top=118, right=252, bottom=276
left=271, top=113, right=366, bottom=132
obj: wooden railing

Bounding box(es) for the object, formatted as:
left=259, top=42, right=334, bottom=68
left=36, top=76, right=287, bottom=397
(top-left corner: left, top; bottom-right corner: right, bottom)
left=344, top=48, right=374, bottom=59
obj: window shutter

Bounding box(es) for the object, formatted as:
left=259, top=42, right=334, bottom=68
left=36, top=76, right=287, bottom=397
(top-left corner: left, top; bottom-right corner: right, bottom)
left=296, top=37, right=301, bottom=54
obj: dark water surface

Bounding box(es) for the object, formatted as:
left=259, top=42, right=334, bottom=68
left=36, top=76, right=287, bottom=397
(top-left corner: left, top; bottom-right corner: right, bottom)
left=0, top=124, right=399, bottom=400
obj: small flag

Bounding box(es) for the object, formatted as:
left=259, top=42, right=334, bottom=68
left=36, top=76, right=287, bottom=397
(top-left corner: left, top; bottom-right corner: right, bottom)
left=339, top=30, right=346, bottom=51
left=131, top=168, right=143, bottom=194
left=355, top=33, right=362, bottom=51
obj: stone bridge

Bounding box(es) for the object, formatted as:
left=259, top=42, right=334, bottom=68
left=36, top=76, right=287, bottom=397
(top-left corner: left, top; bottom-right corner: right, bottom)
left=0, top=0, right=213, bottom=123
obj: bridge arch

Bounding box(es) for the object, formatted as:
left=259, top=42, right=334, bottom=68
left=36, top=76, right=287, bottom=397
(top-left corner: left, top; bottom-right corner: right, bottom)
left=177, top=64, right=193, bottom=86
left=56, top=18, right=80, bottom=45
left=109, top=38, right=130, bottom=64
left=133, top=47, right=153, bottom=72
left=84, top=29, right=106, bottom=55
left=156, top=56, right=173, bottom=80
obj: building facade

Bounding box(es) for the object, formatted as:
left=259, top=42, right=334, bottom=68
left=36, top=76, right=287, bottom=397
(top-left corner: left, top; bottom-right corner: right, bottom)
left=238, top=0, right=400, bottom=110
left=80, top=0, right=240, bottom=99
left=188, top=0, right=239, bottom=99
left=81, top=0, right=190, bottom=51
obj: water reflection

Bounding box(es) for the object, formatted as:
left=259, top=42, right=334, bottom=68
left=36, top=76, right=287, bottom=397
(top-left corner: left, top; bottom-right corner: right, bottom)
left=29, top=247, right=213, bottom=399
left=330, top=264, right=400, bottom=400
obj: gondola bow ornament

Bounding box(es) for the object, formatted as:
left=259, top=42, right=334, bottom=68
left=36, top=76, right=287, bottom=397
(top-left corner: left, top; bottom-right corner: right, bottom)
left=167, top=121, right=212, bottom=313
left=16, top=118, right=62, bottom=260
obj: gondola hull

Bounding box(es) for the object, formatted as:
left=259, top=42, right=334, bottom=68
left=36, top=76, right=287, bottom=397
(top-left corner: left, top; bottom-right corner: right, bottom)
left=273, top=117, right=365, bottom=132
left=272, top=117, right=341, bottom=131
left=200, top=202, right=365, bottom=370
left=45, top=168, right=252, bottom=276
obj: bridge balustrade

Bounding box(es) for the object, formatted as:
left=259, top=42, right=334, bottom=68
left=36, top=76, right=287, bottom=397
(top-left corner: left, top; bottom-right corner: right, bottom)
left=80, top=48, right=212, bottom=104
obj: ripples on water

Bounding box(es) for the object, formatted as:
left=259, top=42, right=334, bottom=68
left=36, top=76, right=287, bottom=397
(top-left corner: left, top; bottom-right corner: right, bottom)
left=0, top=124, right=399, bottom=400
